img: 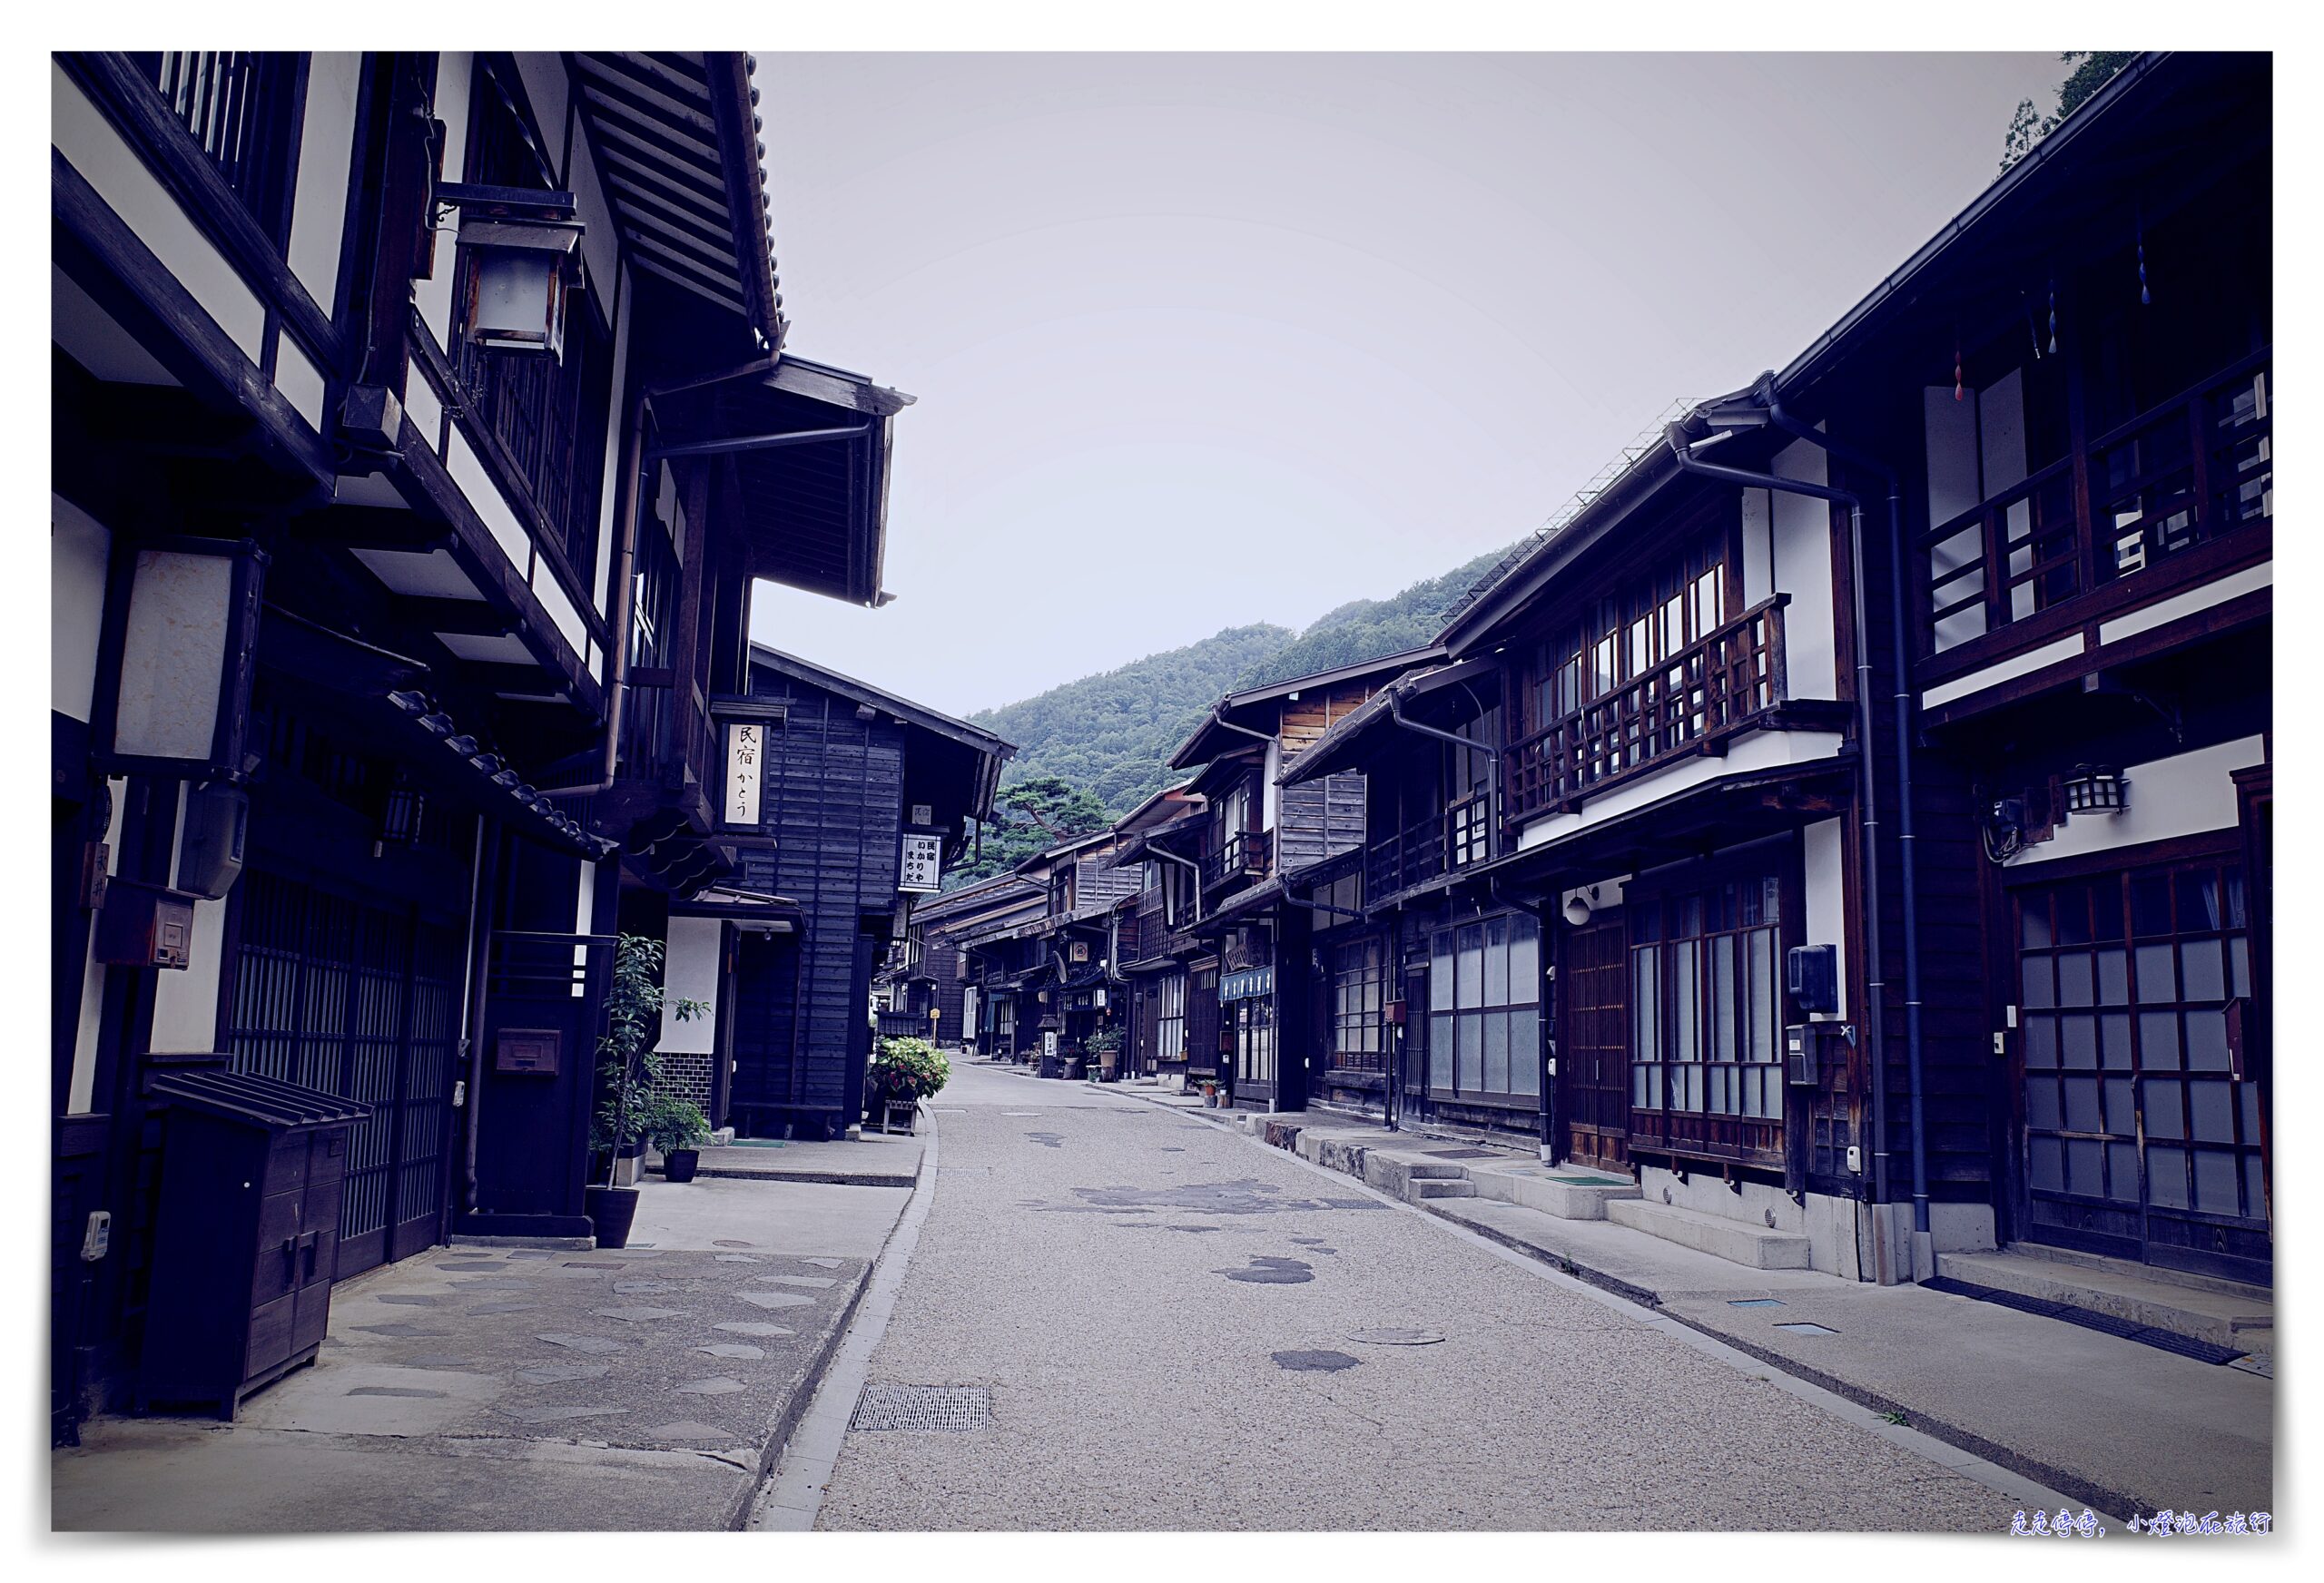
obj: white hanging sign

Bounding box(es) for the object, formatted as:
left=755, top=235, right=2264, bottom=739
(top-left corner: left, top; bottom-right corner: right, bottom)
left=900, top=831, right=943, bottom=893
left=724, top=722, right=763, bottom=826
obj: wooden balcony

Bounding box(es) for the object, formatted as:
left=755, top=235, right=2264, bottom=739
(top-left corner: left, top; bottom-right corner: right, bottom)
left=1200, top=828, right=1271, bottom=894
left=1503, top=595, right=1789, bottom=827
left=615, top=668, right=714, bottom=796
left=1364, top=789, right=1492, bottom=901
left=1922, top=351, right=2271, bottom=674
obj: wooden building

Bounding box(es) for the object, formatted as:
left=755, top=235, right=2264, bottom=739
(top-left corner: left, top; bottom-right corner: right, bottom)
left=675, top=646, right=1011, bottom=1139
left=1284, top=51, right=2270, bottom=1287
left=1131, top=651, right=1442, bottom=1108
left=50, top=49, right=928, bottom=1434
left=1109, top=785, right=1207, bottom=1080
left=883, top=871, right=1046, bottom=1048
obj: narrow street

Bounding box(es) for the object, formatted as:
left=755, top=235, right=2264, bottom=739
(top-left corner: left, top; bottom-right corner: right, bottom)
left=811, top=1064, right=2025, bottom=1531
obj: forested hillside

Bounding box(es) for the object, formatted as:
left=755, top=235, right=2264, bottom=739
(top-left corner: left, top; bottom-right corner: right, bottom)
left=960, top=539, right=1531, bottom=856
left=966, top=624, right=1295, bottom=819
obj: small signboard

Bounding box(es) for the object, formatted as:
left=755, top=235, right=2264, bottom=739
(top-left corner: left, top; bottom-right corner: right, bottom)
left=1220, top=966, right=1275, bottom=1002
left=900, top=831, right=943, bottom=893
left=724, top=722, right=764, bottom=826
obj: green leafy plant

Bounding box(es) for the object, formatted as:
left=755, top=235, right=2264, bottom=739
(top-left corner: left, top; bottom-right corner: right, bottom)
left=591, top=934, right=711, bottom=1184
left=1085, top=1027, right=1124, bottom=1055
left=868, top=1036, right=950, bottom=1106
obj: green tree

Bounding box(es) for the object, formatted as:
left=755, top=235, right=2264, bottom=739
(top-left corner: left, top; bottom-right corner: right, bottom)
left=2001, top=52, right=2138, bottom=172
left=947, top=773, right=1111, bottom=886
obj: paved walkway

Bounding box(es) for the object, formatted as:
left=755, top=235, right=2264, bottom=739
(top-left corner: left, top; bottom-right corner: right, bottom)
left=1128, top=1096, right=2275, bottom=1522
left=812, top=1064, right=2061, bottom=1531
left=666, top=1127, right=923, bottom=1187
left=54, top=1170, right=913, bottom=1531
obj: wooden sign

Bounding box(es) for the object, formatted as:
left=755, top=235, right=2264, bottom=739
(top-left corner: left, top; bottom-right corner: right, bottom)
left=900, top=831, right=942, bottom=892
left=724, top=722, right=763, bottom=826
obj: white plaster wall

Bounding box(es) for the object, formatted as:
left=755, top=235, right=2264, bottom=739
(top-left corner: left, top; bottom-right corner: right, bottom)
left=661, top=917, right=724, bottom=1055
left=414, top=53, right=474, bottom=349
left=511, top=54, right=570, bottom=183
left=1262, top=740, right=1281, bottom=833
left=285, top=52, right=362, bottom=311
left=1924, top=385, right=1981, bottom=526
left=273, top=337, right=327, bottom=430
left=148, top=784, right=230, bottom=1054
left=53, top=63, right=264, bottom=360
left=53, top=495, right=110, bottom=723
left=68, top=777, right=128, bottom=1114
left=2006, top=735, right=2267, bottom=870
left=1739, top=487, right=1774, bottom=607
left=1770, top=437, right=1837, bottom=700
left=1978, top=367, right=2028, bottom=497
left=1802, top=816, right=1849, bottom=1021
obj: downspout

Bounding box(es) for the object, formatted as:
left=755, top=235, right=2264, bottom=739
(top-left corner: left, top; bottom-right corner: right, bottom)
left=1756, top=378, right=1932, bottom=1261
left=1666, top=423, right=1907, bottom=1275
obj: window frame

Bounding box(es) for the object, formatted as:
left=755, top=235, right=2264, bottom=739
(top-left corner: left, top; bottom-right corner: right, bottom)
left=1423, top=910, right=1542, bottom=1105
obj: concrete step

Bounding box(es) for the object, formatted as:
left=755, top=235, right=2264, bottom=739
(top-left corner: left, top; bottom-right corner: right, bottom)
left=1471, top=1166, right=1641, bottom=1221
left=1407, top=1177, right=1477, bottom=1201
left=1605, top=1198, right=1812, bottom=1270
left=1935, top=1249, right=2273, bottom=1352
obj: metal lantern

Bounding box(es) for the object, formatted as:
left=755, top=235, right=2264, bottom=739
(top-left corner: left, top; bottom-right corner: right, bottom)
left=440, top=184, right=584, bottom=357
left=2061, top=766, right=2128, bottom=815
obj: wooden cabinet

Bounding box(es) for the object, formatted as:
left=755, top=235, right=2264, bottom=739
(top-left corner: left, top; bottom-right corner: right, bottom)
left=138, top=1070, right=369, bottom=1419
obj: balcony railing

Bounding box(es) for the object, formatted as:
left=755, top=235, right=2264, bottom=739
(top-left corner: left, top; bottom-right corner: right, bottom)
left=1200, top=828, right=1271, bottom=893
left=128, top=52, right=302, bottom=242
left=1364, top=789, right=1493, bottom=901
left=1924, top=351, right=2271, bottom=660
left=1504, top=595, right=1789, bottom=826
left=615, top=668, right=713, bottom=794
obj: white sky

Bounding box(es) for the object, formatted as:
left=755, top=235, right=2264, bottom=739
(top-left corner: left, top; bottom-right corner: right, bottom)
left=749, top=52, right=2071, bottom=718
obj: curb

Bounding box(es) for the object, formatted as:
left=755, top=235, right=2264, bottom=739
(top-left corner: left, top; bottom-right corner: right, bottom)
left=681, top=1167, right=920, bottom=1189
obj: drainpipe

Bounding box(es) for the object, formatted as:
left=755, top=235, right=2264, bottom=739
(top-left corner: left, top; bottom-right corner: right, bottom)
left=1753, top=378, right=1932, bottom=1269
left=1667, top=421, right=1917, bottom=1277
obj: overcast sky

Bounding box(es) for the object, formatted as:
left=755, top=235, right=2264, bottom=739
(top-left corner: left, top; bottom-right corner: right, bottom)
left=750, top=52, right=2069, bottom=718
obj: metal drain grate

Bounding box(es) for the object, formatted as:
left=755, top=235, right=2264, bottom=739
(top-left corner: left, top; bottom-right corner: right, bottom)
left=851, top=1383, right=992, bottom=1432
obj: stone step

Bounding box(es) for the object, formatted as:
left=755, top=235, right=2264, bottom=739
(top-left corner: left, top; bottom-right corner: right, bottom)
left=1407, top=1177, right=1476, bottom=1201
left=1471, top=1167, right=1641, bottom=1221
left=1605, top=1197, right=1812, bottom=1270
left=1935, top=1249, right=2272, bottom=1352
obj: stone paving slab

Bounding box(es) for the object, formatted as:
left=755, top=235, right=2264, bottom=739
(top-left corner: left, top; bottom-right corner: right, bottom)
left=54, top=1178, right=906, bottom=1532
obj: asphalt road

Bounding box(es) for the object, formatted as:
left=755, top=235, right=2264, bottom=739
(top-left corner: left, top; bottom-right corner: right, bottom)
left=814, top=1063, right=2024, bottom=1532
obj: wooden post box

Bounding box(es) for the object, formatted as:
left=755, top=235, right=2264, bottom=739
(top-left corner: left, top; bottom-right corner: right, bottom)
left=138, top=1070, right=370, bottom=1419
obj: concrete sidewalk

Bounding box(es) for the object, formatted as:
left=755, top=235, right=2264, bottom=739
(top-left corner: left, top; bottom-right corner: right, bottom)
left=663, top=1126, right=924, bottom=1188
left=1129, top=1093, right=2273, bottom=1522
left=53, top=1169, right=916, bottom=1532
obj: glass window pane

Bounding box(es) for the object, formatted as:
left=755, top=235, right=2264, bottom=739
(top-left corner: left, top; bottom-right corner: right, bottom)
left=1674, top=949, right=1699, bottom=1063
left=2142, top=1077, right=2185, bottom=1141
left=2184, top=1009, right=2230, bottom=1071
left=2192, top=1148, right=2240, bottom=1215
left=2244, top=1156, right=2267, bottom=1219
left=1633, top=951, right=1659, bottom=1061
left=2068, top=1139, right=2103, bottom=1196
left=1510, top=1008, right=1541, bottom=1095
left=2096, top=949, right=2129, bottom=1006
left=1428, top=1014, right=1452, bottom=1088
left=2138, top=1011, right=2179, bottom=1069
left=2188, top=1079, right=2235, bottom=1143
left=2230, top=938, right=2250, bottom=999
left=2063, top=1077, right=2102, bottom=1133
left=2106, top=1141, right=2141, bottom=1202
left=2022, top=956, right=2054, bottom=1009
left=2056, top=884, right=2093, bottom=946
left=2176, top=870, right=2221, bottom=932
left=2130, top=873, right=2172, bottom=937
left=1711, top=937, right=1738, bottom=1061
left=2092, top=881, right=2125, bottom=943
left=2024, top=1015, right=2058, bottom=1068
left=2226, top=870, right=2247, bottom=929
left=2025, top=1077, right=2062, bottom=1131
left=2180, top=939, right=2225, bottom=1002
left=2101, top=1013, right=2132, bottom=1069
left=1456, top=925, right=1483, bottom=1008
left=2057, top=953, right=2094, bottom=1008
left=2134, top=944, right=2176, bottom=1002
left=1510, top=916, right=1540, bottom=1001
left=1456, top=1013, right=1482, bottom=1090
left=2021, top=900, right=2053, bottom=949
left=1482, top=1009, right=1510, bottom=1094
left=1748, top=930, right=1776, bottom=1061
left=2061, top=1015, right=2098, bottom=1070
left=2102, top=1076, right=2135, bottom=1135
left=1430, top=934, right=1453, bottom=1009
left=2031, top=1137, right=2065, bottom=1193
left=1483, top=917, right=1510, bottom=1006
left=2146, top=1145, right=2189, bottom=1208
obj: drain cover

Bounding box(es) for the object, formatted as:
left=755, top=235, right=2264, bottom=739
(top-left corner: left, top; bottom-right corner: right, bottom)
left=1728, top=1298, right=1786, bottom=1308
left=1774, top=1322, right=1838, bottom=1336
left=851, top=1383, right=992, bottom=1432
left=1273, top=1350, right=1361, bottom=1372
left=1348, top=1327, right=1445, bottom=1345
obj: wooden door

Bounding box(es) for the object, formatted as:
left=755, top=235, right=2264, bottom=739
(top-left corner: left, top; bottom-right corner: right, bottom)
left=1558, top=915, right=1630, bottom=1170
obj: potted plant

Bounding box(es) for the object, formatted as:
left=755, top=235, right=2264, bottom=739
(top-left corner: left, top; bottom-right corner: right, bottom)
left=648, top=1094, right=713, bottom=1184
left=865, top=1036, right=949, bottom=1132
left=587, top=935, right=708, bottom=1247
left=1199, top=1079, right=1220, bottom=1108
left=1087, top=1026, right=1125, bottom=1083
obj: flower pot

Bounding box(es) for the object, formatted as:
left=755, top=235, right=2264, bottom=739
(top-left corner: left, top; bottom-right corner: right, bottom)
left=664, top=1148, right=700, bottom=1184
left=585, top=1185, right=641, bottom=1249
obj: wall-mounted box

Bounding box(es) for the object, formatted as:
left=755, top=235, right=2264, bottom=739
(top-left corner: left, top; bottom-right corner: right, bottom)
left=1787, top=944, right=1839, bottom=1016
left=494, top=1027, right=561, bottom=1077
left=94, top=878, right=198, bottom=968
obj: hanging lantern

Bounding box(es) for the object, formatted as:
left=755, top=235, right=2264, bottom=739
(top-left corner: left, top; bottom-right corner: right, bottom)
left=438, top=183, right=585, bottom=358
left=93, top=536, right=268, bottom=782
left=2060, top=765, right=2128, bottom=815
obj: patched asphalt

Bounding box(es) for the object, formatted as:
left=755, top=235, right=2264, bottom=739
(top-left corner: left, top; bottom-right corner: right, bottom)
left=816, top=1064, right=2020, bottom=1532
